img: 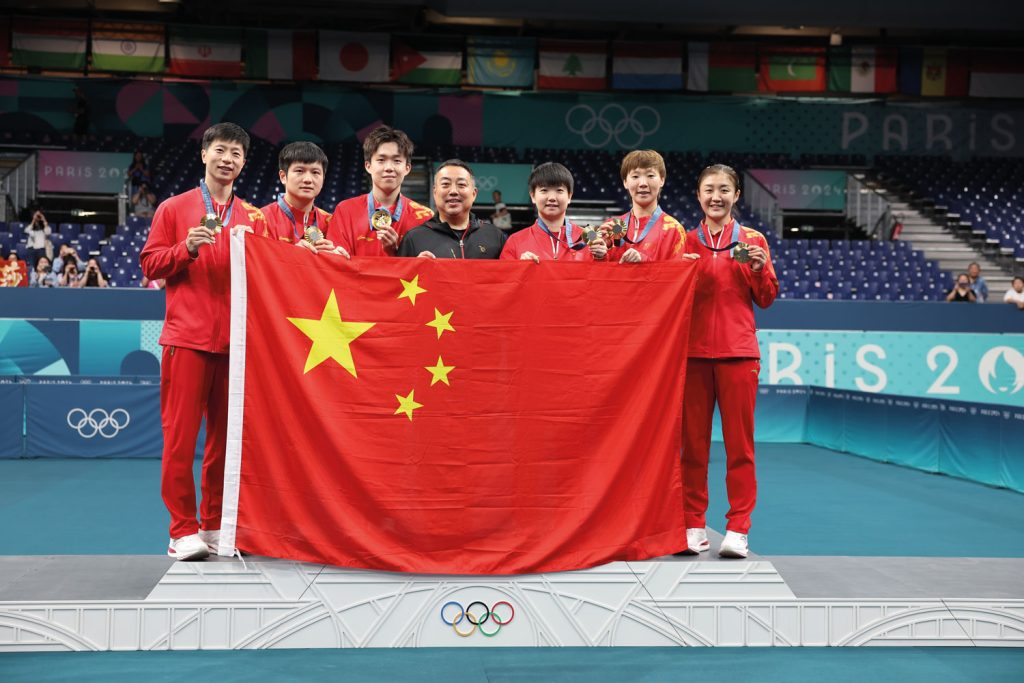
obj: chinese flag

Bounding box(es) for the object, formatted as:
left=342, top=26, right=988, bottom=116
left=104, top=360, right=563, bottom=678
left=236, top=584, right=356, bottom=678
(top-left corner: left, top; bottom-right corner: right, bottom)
left=222, top=236, right=697, bottom=574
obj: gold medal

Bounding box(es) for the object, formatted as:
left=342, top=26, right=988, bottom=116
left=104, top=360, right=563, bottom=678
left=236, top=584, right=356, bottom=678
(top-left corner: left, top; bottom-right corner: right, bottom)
left=303, top=225, right=323, bottom=244
left=733, top=241, right=752, bottom=263
left=580, top=225, right=599, bottom=244
left=371, top=209, right=393, bottom=231
left=201, top=213, right=223, bottom=234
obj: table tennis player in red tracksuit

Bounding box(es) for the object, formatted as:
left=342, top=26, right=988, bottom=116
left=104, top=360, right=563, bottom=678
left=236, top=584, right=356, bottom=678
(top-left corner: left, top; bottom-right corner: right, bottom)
left=680, top=164, right=778, bottom=560
left=140, top=123, right=269, bottom=561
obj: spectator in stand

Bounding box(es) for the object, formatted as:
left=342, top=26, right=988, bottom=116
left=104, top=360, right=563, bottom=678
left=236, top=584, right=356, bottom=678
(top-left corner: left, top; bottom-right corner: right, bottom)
left=79, top=257, right=109, bottom=288
left=52, top=243, right=84, bottom=276
left=967, top=262, right=988, bottom=303
left=490, top=190, right=512, bottom=229
left=1, top=252, right=28, bottom=287
left=128, top=150, right=152, bottom=190
left=58, top=260, right=81, bottom=288
left=141, top=276, right=165, bottom=289
left=946, top=273, right=977, bottom=303
left=29, top=256, right=57, bottom=287
left=23, top=210, right=52, bottom=268
left=1004, top=276, right=1024, bottom=310
left=132, top=182, right=158, bottom=219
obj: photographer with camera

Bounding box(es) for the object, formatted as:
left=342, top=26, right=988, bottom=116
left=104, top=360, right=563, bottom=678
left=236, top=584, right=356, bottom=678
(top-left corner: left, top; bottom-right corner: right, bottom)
left=946, top=273, right=977, bottom=303
left=79, top=257, right=108, bottom=288
left=58, top=259, right=81, bottom=288
left=23, top=210, right=53, bottom=269
left=132, top=182, right=158, bottom=219
left=52, top=243, right=85, bottom=276
left=29, top=256, right=58, bottom=288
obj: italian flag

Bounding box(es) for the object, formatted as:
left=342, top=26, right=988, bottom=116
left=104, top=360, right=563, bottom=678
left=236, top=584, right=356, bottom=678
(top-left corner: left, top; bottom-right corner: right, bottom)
left=11, top=19, right=88, bottom=70
left=828, top=46, right=897, bottom=93
left=245, top=29, right=316, bottom=81
left=687, top=42, right=758, bottom=92
left=538, top=40, right=607, bottom=91
left=169, top=27, right=243, bottom=78
left=91, top=22, right=165, bottom=73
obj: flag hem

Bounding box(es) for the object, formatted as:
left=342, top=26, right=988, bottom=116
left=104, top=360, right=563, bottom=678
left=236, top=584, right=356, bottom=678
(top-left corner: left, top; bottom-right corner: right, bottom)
left=219, top=230, right=248, bottom=556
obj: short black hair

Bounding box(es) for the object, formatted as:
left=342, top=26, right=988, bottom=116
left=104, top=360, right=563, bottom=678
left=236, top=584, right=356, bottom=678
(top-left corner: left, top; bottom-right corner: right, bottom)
left=202, top=122, right=250, bottom=157
left=528, top=162, right=574, bottom=195
left=363, top=125, right=414, bottom=163
left=1013, top=276, right=1024, bottom=284
left=279, top=141, right=328, bottom=173
left=435, top=158, right=474, bottom=181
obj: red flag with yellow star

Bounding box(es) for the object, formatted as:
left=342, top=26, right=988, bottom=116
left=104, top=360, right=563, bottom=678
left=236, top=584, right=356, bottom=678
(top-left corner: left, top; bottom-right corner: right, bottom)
left=221, top=234, right=698, bottom=574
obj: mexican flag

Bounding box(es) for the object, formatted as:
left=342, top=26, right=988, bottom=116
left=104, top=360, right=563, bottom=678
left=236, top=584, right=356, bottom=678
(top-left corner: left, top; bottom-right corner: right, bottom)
left=759, top=48, right=827, bottom=92
left=538, top=40, right=607, bottom=91
left=11, top=19, right=88, bottom=70
left=219, top=234, right=696, bottom=574
left=687, top=42, right=758, bottom=92
left=391, top=36, right=463, bottom=86
left=168, top=26, right=243, bottom=78
left=828, top=46, right=898, bottom=93
left=91, top=22, right=165, bottom=73
left=245, top=29, right=316, bottom=81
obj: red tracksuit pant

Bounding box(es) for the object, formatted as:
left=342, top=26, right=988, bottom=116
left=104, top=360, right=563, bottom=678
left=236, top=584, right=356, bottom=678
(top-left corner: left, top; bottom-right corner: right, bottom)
left=681, top=358, right=760, bottom=534
left=160, top=346, right=229, bottom=539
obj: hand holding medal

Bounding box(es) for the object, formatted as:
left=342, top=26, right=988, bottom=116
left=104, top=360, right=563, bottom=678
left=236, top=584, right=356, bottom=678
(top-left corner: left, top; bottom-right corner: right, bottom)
left=186, top=215, right=219, bottom=256
left=371, top=208, right=399, bottom=249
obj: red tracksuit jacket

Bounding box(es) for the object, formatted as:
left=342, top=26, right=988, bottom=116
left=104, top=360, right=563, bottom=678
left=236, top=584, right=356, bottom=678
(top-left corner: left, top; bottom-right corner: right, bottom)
left=261, top=198, right=333, bottom=246
left=330, top=193, right=434, bottom=257
left=606, top=210, right=688, bottom=262
left=499, top=221, right=597, bottom=262
left=140, top=187, right=269, bottom=354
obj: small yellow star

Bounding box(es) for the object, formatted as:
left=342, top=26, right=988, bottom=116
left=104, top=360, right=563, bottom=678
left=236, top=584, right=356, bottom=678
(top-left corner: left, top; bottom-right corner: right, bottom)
left=398, top=275, right=427, bottom=306
left=394, top=389, right=423, bottom=421
left=425, top=356, right=455, bottom=386
left=287, top=290, right=375, bottom=377
left=426, top=308, right=455, bottom=339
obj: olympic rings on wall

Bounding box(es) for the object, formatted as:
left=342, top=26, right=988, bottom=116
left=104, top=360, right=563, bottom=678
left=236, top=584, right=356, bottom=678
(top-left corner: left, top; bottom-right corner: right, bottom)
left=66, top=408, right=131, bottom=439
left=440, top=600, right=515, bottom=637
left=565, top=104, right=662, bottom=150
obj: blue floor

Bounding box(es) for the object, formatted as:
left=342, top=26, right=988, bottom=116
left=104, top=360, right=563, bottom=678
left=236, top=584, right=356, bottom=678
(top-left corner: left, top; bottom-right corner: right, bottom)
left=0, top=443, right=1022, bottom=557
left=1, top=647, right=1022, bottom=682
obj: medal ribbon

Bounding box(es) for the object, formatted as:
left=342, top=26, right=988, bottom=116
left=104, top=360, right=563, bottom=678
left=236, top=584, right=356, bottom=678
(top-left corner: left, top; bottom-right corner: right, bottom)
left=537, top=218, right=584, bottom=257
left=200, top=179, right=234, bottom=225
left=277, top=193, right=318, bottom=240
left=623, top=206, right=662, bottom=244
left=366, top=192, right=404, bottom=230
left=697, top=220, right=741, bottom=256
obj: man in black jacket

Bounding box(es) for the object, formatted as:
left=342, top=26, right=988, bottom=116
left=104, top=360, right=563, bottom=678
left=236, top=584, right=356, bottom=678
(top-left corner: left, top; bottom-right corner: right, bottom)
left=397, top=159, right=506, bottom=259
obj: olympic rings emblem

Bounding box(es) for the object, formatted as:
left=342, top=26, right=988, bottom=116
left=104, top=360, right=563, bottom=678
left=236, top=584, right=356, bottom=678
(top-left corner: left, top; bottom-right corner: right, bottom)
left=66, top=408, right=131, bottom=439
left=565, top=104, right=661, bottom=150
left=440, top=600, right=515, bottom=637
left=475, top=175, right=500, bottom=192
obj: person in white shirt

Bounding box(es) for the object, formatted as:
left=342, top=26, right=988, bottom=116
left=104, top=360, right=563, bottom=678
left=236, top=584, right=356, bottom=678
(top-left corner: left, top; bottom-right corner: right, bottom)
left=1004, top=276, right=1024, bottom=310
left=490, top=190, right=512, bottom=230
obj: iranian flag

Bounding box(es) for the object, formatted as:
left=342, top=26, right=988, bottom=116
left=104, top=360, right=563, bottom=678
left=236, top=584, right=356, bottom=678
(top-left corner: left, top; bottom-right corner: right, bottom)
left=245, top=29, right=316, bottom=81
left=391, top=37, right=463, bottom=86
left=759, top=47, right=827, bottom=92
left=538, top=40, right=607, bottom=91
left=969, top=49, right=1024, bottom=99
left=11, top=19, right=88, bottom=70
left=828, top=46, right=898, bottom=93
left=687, top=42, right=758, bottom=92
left=168, top=27, right=242, bottom=78
left=91, top=22, right=165, bottom=73
left=319, top=31, right=389, bottom=83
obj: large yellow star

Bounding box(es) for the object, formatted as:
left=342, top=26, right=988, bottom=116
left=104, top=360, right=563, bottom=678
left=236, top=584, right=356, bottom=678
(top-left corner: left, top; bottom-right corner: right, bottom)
left=425, top=356, right=455, bottom=386
left=394, top=389, right=423, bottom=421
left=426, top=308, right=455, bottom=339
left=287, top=290, right=375, bottom=377
left=398, top=275, right=427, bottom=306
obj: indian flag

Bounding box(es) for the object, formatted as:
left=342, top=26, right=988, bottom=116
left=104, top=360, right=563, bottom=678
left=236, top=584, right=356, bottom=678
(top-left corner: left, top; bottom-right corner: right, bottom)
left=92, top=22, right=165, bottom=73
left=12, top=19, right=88, bottom=70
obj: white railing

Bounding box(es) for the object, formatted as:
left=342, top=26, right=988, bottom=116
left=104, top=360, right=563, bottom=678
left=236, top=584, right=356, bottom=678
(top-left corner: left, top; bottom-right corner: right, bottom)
left=742, top=171, right=783, bottom=237
left=0, top=153, right=36, bottom=216
left=846, top=174, right=894, bottom=240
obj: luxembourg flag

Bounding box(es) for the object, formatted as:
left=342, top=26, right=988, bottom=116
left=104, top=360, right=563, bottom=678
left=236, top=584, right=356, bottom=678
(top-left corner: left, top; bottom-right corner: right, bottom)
left=612, top=42, right=683, bottom=90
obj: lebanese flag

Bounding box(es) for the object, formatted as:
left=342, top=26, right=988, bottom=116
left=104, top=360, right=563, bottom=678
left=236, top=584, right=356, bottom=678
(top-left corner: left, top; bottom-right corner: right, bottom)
left=221, top=235, right=696, bottom=574
left=319, top=31, right=389, bottom=82
left=759, top=47, right=827, bottom=92
left=969, top=49, right=1024, bottom=99
left=245, top=29, right=316, bottom=81
left=538, top=39, right=607, bottom=91
left=168, top=27, right=242, bottom=78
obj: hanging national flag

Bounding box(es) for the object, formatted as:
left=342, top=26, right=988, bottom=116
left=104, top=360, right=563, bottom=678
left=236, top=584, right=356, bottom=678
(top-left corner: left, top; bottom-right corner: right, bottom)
left=827, top=46, right=898, bottom=94
left=319, top=31, right=389, bottom=83
left=220, top=235, right=697, bottom=574
left=900, top=47, right=969, bottom=97
left=969, top=49, right=1024, bottom=99
left=466, top=36, right=535, bottom=88
left=391, top=36, right=462, bottom=86
left=538, top=39, right=607, bottom=91
left=687, top=42, right=758, bottom=92
left=245, top=29, right=316, bottom=81
left=11, top=18, right=88, bottom=70
left=759, top=47, right=826, bottom=92
left=91, top=22, right=165, bottom=73
left=168, top=27, right=242, bottom=78
left=612, top=41, right=682, bottom=90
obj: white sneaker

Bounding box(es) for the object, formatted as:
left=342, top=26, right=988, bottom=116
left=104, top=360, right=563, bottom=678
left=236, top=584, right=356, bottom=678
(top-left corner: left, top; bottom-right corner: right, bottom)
left=199, top=528, right=220, bottom=554
left=718, top=531, right=749, bottom=559
left=676, top=528, right=710, bottom=555
left=167, top=533, right=210, bottom=561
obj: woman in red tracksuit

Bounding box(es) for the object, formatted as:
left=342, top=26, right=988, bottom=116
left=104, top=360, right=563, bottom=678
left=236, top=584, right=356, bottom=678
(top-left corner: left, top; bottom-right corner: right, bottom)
left=681, top=164, right=778, bottom=559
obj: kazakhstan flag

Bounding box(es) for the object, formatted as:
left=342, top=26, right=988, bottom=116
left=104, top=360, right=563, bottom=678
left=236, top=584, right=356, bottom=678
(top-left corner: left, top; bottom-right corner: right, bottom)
left=467, top=36, right=536, bottom=88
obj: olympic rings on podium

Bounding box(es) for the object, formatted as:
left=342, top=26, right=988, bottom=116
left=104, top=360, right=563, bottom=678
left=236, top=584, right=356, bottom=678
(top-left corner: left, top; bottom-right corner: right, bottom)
left=440, top=600, right=515, bottom=637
